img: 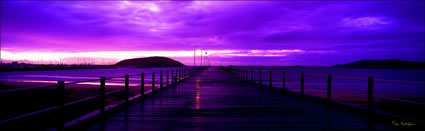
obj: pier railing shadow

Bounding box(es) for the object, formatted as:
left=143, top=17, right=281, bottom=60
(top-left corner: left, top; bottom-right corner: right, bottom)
left=0, top=67, right=208, bottom=130
left=220, top=66, right=425, bottom=125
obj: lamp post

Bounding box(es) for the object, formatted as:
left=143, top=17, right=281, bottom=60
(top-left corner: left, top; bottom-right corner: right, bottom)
left=200, top=49, right=208, bottom=67
left=204, top=49, right=208, bottom=66
left=194, top=46, right=199, bottom=67
left=200, top=49, right=203, bottom=66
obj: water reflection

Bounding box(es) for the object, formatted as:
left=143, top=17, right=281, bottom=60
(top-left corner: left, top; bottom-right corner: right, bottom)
left=0, top=67, right=184, bottom=87
left=3, top=80, right=139, bottom=86
left=195, top=78, right=201, bottom=109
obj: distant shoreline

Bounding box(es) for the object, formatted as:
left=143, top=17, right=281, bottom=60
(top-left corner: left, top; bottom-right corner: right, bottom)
left=0, top=66, right=116, bottom=72
left=230, top=65, right=425, bottom=70
left=231, top=59, right=425, bottom=69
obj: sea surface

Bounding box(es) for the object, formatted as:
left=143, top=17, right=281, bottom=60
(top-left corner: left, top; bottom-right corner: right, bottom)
left=0, top=67, right=186, bottom=89
left=1, top=66, right=424, bottom=105
left=230, top=67, right=425, bottom=107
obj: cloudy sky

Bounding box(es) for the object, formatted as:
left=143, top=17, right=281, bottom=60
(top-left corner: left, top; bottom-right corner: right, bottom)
left=1, top=0, right=424, bottom=66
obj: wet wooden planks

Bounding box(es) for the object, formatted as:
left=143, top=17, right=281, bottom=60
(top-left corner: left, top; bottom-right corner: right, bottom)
left=85, top=67, right=397, bottom=131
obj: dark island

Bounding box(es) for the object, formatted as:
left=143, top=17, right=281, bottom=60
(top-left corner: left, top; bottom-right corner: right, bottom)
left=116, top=56, right=185, bottom=68
left=333, top=59, right=425, bottom=69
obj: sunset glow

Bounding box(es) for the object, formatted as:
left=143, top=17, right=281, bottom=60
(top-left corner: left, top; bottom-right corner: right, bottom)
left=0, top=1, right=424, bottom=129
left=1, top=49, right=307, bottom=65
left=1, top=1, right=424, bottom=65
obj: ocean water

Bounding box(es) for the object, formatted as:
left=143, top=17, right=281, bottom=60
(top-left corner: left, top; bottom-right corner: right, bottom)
left=230, top=67, right=425, bottom=106
left=2, top=67, right=424, bottom=101
left=0, top=67, right=187, bottom=89
left=0, top=66, right=424, bottom=119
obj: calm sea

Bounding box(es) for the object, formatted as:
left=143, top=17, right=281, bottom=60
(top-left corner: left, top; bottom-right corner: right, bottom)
left=0, top=67, right=185, bottom=88
left=230, top=67, right=425, bottom=106
left=1, top=66, right=424, bottom=119
left=1, top=66, right=424, bottom=105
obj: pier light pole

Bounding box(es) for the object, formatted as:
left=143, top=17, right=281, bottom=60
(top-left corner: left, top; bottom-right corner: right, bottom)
left=201, top=49, right=203, bottom=66
left=200, top=49, right=208, bottom=67
left=194, top=46, right=199, bottom=67
left=204, top=49, right=208, bottom=67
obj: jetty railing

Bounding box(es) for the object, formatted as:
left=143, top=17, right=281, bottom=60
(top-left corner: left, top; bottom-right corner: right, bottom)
left=223, top=67, right=425, bottom=122
left=0, top=67, right=207, bottom=130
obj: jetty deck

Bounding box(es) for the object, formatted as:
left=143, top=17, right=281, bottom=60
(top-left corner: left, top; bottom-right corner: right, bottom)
left=82, top=67, right=398, bottom=130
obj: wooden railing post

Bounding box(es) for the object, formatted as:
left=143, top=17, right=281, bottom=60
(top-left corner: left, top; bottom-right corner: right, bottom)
left=240, top=69, right=242, bottom=80
left=282, top=72, right=286, bottom=89
left=327, top=75, right=332, bottom=100
left=246, top=70, right=248, bottom=80
left=152, top=72, right=155, bottom=91
left=241, top=69, right=243, bottom=80
left=269, top=71, right=272, bottom=87
left=141, top=73, right=145, bottom=95
left=57, top=81, right=65, bottom=130
left=259, top=71, right=262, bottom=85
left=171, top=70, right=174, bottom=83
left=239, top=69, right=241, bottom=79
left=245, top=69, right=247, bottom=80
left=100, top=77, right=105, bottom=110
left=231, top=68, right=234, bottom=76
left=236, top=69, right=238, bottom=78
left=176, top=69, right=178, bottom=81
left=57, top=81, right=65, bottom=106
left=368, top=77, right=374, bottom=112
left=235, top=68, right=237, bottom=77
left=160, top=71, right=163, bottom=88
left=173, top=69, right=176, bottom=82
left=166, top=70, right=169, bottom=85
left=242, top=69, right=245, bottom=80
left=236, top=68, right=238, bottom=79
left=251, top=70, right=253, bottom=81
left=301, top=72, right=304, bottom=94
left=125, top=74, right=129, bottom=98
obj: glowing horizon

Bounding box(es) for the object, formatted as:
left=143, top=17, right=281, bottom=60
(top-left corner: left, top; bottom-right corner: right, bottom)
left=1, top=49, right=307, bottom=65
left=1, top=1, right=424, bottom=66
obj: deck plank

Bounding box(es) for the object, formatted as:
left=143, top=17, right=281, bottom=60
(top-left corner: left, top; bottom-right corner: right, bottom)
left=85, top=67, right=396, bottom=131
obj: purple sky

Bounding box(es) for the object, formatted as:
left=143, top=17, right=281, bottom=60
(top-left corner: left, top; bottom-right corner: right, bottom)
left=1, top=1, right=424, bottom=66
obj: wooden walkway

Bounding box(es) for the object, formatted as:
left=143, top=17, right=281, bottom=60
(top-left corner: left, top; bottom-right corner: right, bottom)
left=84, top=67, right=397, bottom=131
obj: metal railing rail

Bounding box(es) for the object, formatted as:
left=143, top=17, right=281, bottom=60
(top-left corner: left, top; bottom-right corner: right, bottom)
left=0, top=67, right=207, bottom=129
left=225, top=67, right=425, bottom=121
left=0, top=73, right=155, bottom=94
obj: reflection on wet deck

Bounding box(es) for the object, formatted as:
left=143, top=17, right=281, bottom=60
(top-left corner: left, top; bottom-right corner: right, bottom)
left=86, top=67, right=397, bottom=131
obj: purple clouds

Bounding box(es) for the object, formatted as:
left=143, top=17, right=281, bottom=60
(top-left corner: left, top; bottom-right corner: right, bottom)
left=342, top=17, right=391, bottom=30
left=1, top=1, right=424, bottom=66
